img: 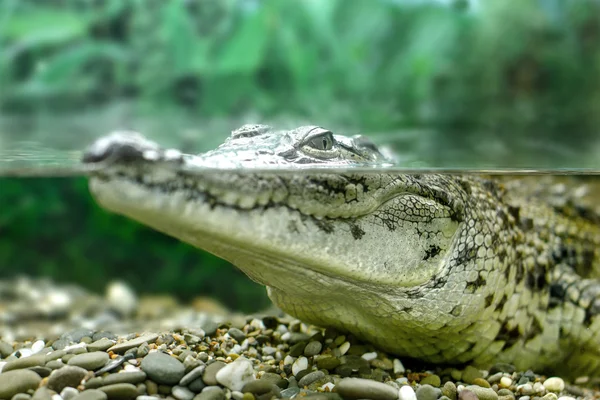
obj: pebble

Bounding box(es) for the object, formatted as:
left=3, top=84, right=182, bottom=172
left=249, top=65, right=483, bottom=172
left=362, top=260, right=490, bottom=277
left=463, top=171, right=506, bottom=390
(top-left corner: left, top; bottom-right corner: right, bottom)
left=71, top=390, right=108, bottom=400
left=2, top=354, right=46, bottom=371
left=68, top=351, right=110, bottom=370
left=108, top=334, right=159, bottom=354
left=31, top=387, right=54, bottom=400
left=172, top=385, right=196, bottom=400
left=316, top=355, right=341, bottom=371
left=31, top=340, right=46, bottom=354
left=335, top=377, right=399, bottom=400
left=416, top=384, right=442, bottom=400
left=462, top=366, right=483, bottom=384
left=88, top=338, right=116, bottom=352
left=292, top=356, right=308, bottom=376
left=0, top=370, right=42, bottom=398
left=47, top=365, right=88, bottom=392
left=517, top=383, right=534, bottom=395
left=420, top=374, right=441, bottom=387
left=442, top=381, right=457, bottom=400
left=98, top=383, right=139, bottom=399
left=465, top=385, right=499, bottom=400
left=103, top=371, right=147, bottom=385
left=473, top=377, right=491, bottom=388
left=541, top=394, right=558, bottom=400
left=241, top=380, right=281, bottom=396
left=227, top=328, right=246, bottom=343
left=298, top=370, right=325, bottom=387
left=280, top=387, right=302, bottom=398
left=189, top=377, right=207, bottom=392
left=304, top=341, right=323, bottom=357
left=0, top=341, right=13, bottom=357
left=543, top=377, right=565, bottom=393
left=399, top=385, right=418, bottom=400
left=60, top=387, right=80, bottom=400
left=180, top=364, right=206, bottom=386
left=62, top=328, right=95, bottom=343
left=106, top=281, right=138, bottom=317
left=94, top=359, right=122, bottom=376
left=557, top=397, right=576, bottom=400
left=500, top=377, right=513, bottom=388
left=393, top=359, right=406, bottom=374
left=12, top=393, right=31, bottom=400
left=195, top=387, right=226, bottom=400
left=140, top=352, right=185, bottom=385
left=458, top=389, right=478, bottom=400
left=203, top=361, right=226, bottom=386
left=215, top=357, right=256, bottom=391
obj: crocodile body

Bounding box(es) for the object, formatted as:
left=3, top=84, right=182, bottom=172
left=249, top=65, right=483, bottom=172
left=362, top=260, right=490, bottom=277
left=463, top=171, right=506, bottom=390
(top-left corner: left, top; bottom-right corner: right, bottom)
left=83, top=125, right=600, bottom=377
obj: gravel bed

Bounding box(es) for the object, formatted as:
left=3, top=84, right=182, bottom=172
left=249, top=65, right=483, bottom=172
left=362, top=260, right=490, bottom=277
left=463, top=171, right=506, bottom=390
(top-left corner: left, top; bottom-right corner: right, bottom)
left=0, top=278, right=598, bottom=400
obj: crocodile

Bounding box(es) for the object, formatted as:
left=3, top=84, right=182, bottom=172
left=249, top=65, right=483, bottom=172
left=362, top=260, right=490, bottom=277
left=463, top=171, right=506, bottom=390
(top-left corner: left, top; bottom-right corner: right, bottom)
left=83, top=125, right=600, bottom=377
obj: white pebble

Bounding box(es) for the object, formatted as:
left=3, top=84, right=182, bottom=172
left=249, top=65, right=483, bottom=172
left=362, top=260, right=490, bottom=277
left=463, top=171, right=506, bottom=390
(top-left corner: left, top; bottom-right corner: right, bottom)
left=124, top=363, right=139, bottom=371
left=215, top=357, right=256, bottom=391
left=500, top=377, right=513, bottom=387
left=249, top=319, right=265, bottom=330
left=533, top=381, right=545, bottom=394
left=338, top=341, right=350, bottom=356
left=31, top=340, right=45, bottom=354
left=281, top=332, right=291, bottom=341
left=320, top=382, right=335, bottom=391
left=63, top=343, right=86, bottom=352
left=284, top=355, right=295, bottom=365
left=229, top=344, right=242, bottom=354
left=517, top=383, right=534, bottom=395
left=544, top=377, right=565, bottom=393
left=16, top=348, right=32, bottom=358
left=45, top=290, right=72, bottom=314
left=396, top=377, right=409, bottom=385
left=361, top=351, right=378, bottom=361
left=51, top=395, right=63, bottom=400
left=60, top=387, right=79, bottom=400
left=292, top=356, right=308, bottom=376
left=0, top=361, right=6, bottom=372
left=399, top=385, right=417, bottom=400
left=394, top=359, right=406, bottom=374
left=106, top=280, right=138, bottom=317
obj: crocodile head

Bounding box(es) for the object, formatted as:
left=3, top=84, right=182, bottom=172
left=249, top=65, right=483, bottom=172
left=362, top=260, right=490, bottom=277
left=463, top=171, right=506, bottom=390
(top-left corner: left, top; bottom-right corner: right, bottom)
left=83, top=125, right=497, bottom=364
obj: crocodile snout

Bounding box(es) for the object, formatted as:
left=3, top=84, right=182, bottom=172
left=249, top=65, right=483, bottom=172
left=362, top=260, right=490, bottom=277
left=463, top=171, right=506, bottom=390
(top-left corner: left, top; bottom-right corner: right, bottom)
left=82, top=132, right=170, bottom=165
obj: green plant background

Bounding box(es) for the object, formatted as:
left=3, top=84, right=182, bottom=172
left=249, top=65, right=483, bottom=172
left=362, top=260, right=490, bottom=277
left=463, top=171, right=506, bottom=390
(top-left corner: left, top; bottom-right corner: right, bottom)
left=1, top=0, right=599, bottom=312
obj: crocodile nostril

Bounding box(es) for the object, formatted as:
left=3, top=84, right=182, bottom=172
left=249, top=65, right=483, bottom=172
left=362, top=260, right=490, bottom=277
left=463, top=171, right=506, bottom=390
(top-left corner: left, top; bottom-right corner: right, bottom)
left=82, top=131, right=160, bottom=164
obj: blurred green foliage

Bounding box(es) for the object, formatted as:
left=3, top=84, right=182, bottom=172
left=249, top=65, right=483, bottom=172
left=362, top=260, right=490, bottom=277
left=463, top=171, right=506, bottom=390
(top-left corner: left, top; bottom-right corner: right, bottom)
left=1, top=0, right=600, bottom=310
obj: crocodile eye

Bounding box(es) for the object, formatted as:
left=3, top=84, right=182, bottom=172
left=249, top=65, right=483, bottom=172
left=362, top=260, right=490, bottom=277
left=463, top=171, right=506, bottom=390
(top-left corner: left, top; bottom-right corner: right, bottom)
left=306, top=132, right=334, bottom=151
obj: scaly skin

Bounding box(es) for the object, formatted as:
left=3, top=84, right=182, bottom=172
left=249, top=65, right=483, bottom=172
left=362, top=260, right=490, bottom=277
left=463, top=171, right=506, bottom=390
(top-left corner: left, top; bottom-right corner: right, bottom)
left=82, top=125, right=600, bottom=377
